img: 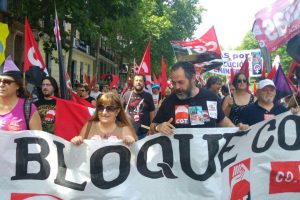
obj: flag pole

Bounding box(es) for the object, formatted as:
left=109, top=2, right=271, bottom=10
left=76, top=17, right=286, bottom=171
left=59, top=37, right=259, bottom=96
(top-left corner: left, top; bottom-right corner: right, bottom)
left=124, top=59, right=136, bottom=112
left=54, top=4, right=69, bottom=99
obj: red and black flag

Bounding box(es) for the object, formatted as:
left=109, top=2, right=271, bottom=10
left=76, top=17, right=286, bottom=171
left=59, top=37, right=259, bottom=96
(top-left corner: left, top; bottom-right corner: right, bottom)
left=170, top=26, right=223, bottom=73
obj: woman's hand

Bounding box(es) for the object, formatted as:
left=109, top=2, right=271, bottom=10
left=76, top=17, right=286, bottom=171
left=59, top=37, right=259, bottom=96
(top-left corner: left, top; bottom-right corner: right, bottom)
left=123, top=135, right=136, bottom=145
left=71, top=136, right=84, bottom=145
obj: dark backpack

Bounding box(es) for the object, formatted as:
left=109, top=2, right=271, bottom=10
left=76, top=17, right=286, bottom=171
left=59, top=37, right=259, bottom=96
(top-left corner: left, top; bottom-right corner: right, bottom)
left=23, top=98, right=32, bottom=130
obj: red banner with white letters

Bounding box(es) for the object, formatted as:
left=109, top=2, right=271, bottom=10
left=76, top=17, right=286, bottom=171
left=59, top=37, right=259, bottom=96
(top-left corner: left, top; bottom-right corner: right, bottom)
left=252, top=0, right=300, bottom=52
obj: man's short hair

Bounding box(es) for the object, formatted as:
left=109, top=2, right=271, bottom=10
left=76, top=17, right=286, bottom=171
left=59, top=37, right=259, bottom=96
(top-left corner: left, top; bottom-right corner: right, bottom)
left=83, top=85, right=90, bottom=92
left=206, top=76, right=222, bottom=89
left=134, top=74, right=146, bottom=83
left=172, top=61, right=196, bottom=80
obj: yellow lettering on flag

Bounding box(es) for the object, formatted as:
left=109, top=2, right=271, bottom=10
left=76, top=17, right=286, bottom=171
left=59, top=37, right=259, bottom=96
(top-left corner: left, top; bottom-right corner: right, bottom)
left=0, top=22, right=9, bottom=65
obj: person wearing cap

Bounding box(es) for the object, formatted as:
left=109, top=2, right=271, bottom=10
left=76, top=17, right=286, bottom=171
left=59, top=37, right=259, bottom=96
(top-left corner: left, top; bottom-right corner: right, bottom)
left=151, top=83, right=161, bottom=113
left=0, top=56, right=42, bottom=131
left=240, top=79, right=288, bottom=126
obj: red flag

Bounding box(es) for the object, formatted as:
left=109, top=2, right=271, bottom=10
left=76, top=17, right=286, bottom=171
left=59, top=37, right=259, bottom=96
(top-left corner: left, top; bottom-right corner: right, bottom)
left=54, top=9, right=61, bottom=49
left=133, top=61, right=140, bottom=74
left=88, top=74, right=96, bottom=89
left=152, top=73, right=159, bottom=84
left=239, top=55, right=249, bottom=78
left=267, top=67, right=277, bottom=80
left=252, top=0, right=300, bottom=52
left=70, top=91, right=95, bottom=108
left=261, top=60, right=266, bottom=79
left=171, top=26, right=222, bottom=73
left=288, top=59, right=300, bottom=78
left=84, top=72, right=90, bottom=84
left=158, top=74, right=162, bottom=83
left=54, top=8, right=68, bottom=99
left=287, top=77, right=298, bottom=92
left=54, top=97, right=95, bottom=141
left=161, top=56, right=168, bottom=96
left=65, top=72, right=72, bottom=89
left=24, top=18, right=48, bottom=74
left=100, top=74, right=108, bottom=80
left=109, top=74, right=119, bottom=89
left=230, top=66, right=235, bottom=83
left=267, top=55, right=280, bottom=80
left=137, top=39, right=152, bottom=93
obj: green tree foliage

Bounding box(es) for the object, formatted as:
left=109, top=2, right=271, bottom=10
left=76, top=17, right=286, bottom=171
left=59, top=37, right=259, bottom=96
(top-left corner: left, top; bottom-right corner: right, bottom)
left=103, top=0, right=203, bottom=75
left=6, top=0, right=203, bottom=77
left=237, top=31, right=292, bottom=74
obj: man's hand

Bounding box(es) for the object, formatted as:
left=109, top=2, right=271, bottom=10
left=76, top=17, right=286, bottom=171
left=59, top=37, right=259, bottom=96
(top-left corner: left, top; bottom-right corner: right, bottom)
left=290, top=107, right=300, bottom=115
left=154, top=118, right=175, bottom=135
left=237, top=123, right=249, bottom=131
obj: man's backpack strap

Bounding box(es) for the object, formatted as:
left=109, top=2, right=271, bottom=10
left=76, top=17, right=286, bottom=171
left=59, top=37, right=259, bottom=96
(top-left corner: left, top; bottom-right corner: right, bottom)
left=24, top=98, right=32, bottom=130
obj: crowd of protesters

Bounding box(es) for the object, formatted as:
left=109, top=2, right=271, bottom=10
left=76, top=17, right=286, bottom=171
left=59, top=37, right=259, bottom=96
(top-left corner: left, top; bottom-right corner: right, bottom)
left=0, top=56, right=299, bottom=146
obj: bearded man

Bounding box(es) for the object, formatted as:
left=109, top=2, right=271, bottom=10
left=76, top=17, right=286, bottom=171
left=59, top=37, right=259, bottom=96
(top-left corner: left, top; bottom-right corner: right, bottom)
left=35, top=77, right=59, bottom=134
left=122, top=74, right=155, bottom=139
left=240, top=79, right=288, bottom=126
left=150, top=61, right=238, bottom=135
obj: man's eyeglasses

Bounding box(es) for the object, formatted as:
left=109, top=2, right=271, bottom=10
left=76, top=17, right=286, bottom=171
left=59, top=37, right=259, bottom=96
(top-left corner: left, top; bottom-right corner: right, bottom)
left=42, top=83, right=52, bottom=87
left=0, top=79, right=16, bottom=85
left=237, top=79, right=247, bottom=84
left=97, top=105, right=117, bottom=112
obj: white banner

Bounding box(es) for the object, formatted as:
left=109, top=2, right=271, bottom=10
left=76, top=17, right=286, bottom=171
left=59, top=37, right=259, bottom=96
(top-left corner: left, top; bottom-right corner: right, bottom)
left=211, top=49, right=262, bottom=77
left=1, top=111, right=300, bottom=199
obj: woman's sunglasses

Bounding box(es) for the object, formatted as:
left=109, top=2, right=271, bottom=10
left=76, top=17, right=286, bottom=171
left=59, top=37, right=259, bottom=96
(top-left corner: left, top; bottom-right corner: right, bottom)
left=0, top=79, right=16, bottom=85
left=97, top=105, right=117, bottom=112
left=237, top=79, right=247, bottom=84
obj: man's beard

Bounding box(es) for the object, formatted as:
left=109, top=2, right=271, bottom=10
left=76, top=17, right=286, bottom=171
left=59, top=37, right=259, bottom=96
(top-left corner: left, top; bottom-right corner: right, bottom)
left=43, top=90, right=53, bottom=98
left=261, top=95, right=274, bottom=104
left=175, top=85, right=193, bottom=100
left=134, top=85, right=144, bottom=92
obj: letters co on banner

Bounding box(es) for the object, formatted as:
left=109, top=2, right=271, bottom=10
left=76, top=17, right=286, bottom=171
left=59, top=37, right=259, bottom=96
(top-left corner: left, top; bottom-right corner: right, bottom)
left=1, top=112, right=300, bottom=199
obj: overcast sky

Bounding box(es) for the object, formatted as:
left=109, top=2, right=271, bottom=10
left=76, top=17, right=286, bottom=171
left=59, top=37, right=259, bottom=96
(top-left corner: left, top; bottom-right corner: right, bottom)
left=195, top=0, right=278, bottom=49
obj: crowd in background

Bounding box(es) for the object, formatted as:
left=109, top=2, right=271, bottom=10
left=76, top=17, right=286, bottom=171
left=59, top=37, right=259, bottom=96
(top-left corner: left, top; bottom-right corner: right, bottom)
left=0, top=57, right=299, bottom=147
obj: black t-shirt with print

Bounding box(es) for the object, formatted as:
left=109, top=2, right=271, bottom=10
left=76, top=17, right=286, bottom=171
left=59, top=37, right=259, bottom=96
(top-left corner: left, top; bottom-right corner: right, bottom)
left=122, top=90, right=155, bottom=136
left=85, top=96, right=95, bottom=103
left=35, top=98, right=56, bottom=134
left=153, top=88, right=225, bottom=128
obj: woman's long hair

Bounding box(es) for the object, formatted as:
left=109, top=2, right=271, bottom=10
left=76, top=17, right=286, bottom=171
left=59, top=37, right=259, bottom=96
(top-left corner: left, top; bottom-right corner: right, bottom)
left=15, top=78, right=29, bottom=98
left=232, top=72, right=249, bottom=90
left=42, top=77, right=60, bottom=97
left=89, top=92, right=137, bottom=139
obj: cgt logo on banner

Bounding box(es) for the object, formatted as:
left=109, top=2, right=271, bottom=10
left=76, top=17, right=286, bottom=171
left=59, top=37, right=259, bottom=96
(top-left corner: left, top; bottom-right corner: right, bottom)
left=1, top=112, right=300, bottom=199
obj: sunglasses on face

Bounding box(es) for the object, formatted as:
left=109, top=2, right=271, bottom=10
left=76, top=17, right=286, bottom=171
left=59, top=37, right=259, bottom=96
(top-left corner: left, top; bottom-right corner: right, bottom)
left=97, top=105, right=117, bottom=112
left=237, top=79, right=247, bottom=84
left=0, top=79, right=16, bottom=85
left=79, top=89, right=85, bottom=92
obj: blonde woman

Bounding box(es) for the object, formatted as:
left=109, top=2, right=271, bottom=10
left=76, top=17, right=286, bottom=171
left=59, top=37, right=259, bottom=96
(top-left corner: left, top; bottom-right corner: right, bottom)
left=71, top=92, right=137, bottom=145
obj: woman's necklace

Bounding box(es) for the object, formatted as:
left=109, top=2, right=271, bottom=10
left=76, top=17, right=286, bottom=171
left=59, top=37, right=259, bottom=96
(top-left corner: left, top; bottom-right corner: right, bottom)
left=98, top=123, right=118, bottom=139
